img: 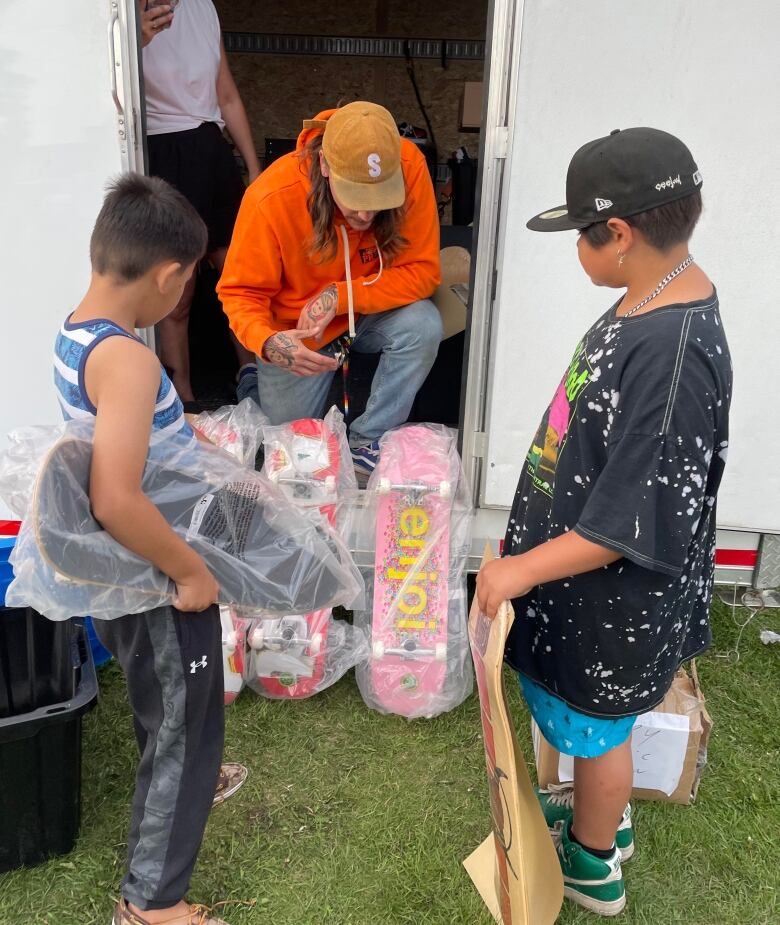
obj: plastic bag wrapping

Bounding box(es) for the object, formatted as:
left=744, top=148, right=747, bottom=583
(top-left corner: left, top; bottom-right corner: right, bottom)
left=234, top=406, right=367, bottom=699
left=221, top=605, right=251, bottom=705
left=1, top=419, right=364, bottom=621
left=243, top=609, right=370, bottom=700
left=351, top=423, right=474, bottom=719
left=189, top=398, right=269, bottom=467
left=262, top=406, right=358, bottom=539
left=0, top=425, right=62, bottom=518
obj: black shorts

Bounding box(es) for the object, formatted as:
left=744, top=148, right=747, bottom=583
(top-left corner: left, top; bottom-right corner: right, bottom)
left=147, top=121, right=245, bottom=252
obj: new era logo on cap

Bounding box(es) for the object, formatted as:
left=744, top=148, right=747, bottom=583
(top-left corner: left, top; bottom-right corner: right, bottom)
left=595, top=198, right=613, bottom=212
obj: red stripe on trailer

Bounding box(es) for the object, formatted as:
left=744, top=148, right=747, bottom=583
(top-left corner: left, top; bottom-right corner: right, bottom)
left=0, top=520, right=20, bottom=536
left=715, top=548, right=758, bottom=568
left=495, top=540, right=756, bottom=568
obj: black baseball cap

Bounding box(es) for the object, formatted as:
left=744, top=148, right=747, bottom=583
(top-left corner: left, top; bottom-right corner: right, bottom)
left=527, top=127, right=703, bottom=232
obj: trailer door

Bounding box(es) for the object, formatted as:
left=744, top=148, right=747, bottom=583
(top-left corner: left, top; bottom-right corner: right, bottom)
left=478, top=0, right=780, bottom=534
left=0, top=0, right=144, bottom=517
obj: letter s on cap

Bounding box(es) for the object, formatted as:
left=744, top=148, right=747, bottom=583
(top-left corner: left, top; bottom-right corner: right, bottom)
left=367, top=153, right=382, bottom=178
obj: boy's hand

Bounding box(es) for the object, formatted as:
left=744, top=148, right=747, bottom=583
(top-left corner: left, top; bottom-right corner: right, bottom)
left=476, top=557, right=535, bottom=619
left=172, top=564, right=220, bottom=612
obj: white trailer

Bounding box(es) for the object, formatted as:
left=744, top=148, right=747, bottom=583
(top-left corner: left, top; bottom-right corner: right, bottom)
left=1, top=0, right=778, bottom=587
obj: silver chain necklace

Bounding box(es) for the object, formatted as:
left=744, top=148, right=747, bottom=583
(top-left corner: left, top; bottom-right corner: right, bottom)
left=621, top=255, right=695, bottom=318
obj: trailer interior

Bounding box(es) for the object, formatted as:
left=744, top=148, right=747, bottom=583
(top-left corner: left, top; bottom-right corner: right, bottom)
left=164, top=0, right=490, bottom=429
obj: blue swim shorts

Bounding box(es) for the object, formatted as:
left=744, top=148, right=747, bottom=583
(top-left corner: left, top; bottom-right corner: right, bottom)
left=519, top=673, right=637, bottom=758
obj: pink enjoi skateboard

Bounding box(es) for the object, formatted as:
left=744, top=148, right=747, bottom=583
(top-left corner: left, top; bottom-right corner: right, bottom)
left=368, top=425, right=457, bottom=718
left=250, top=418, right=340, bottom=698
left=220, top=605, right=250, bottom=705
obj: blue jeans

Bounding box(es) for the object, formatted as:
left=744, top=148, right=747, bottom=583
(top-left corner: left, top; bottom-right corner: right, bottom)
left=242, top=300, right=442, bottom=448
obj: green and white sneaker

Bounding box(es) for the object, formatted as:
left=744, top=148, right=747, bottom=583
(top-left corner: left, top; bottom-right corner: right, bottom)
left=553, top=819, right=626, bottom=916
left=537, top=784, right=635, bottom=861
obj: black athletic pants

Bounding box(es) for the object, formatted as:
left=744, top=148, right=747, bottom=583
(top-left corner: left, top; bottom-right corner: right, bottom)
left=94, top=604, right=224, bottom=911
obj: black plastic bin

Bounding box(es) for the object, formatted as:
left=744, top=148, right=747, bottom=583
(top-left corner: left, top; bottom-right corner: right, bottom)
left=0, top=609, right=98, bottom=872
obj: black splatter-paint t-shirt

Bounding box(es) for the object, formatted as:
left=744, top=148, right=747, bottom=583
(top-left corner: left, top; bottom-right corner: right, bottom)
left=503, top=291, right=732, bottom=718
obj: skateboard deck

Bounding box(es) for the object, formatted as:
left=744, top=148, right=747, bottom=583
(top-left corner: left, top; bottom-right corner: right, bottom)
left=220, top=605, right=249, bottom=705
left=464, top=545, right=563, bottom=925
left=28, top=430, right=358, bottom=618
left=252, top=417, right=340, bottom=697
left=368, top=425, right=455, bottom=718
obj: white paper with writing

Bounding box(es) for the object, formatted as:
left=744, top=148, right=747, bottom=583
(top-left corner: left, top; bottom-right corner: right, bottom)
left=549, top=712, right=691, bottom=796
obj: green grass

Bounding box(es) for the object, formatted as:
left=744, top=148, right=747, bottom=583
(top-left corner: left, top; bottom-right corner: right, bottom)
left=1, top=595, right=778, bottom=925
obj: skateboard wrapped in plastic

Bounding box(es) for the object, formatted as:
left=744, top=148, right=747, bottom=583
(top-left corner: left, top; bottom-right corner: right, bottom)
left=189, top=397, right=269, bottom=467
left=353, top=423, right=474, bottom=719
left=246, top=407, right=369, bottom=698
left=0, top=420, right=364, bottom=622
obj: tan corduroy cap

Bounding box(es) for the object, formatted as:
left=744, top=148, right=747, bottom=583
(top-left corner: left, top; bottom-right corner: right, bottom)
left=321, top=102, right=405, bottom=212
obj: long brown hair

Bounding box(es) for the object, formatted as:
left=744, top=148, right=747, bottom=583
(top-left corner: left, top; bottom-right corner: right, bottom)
left=300, top=135, right=409, bottom=264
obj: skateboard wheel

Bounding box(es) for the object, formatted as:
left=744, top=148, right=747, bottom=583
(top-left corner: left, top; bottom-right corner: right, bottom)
left=324, top=475, right=337, bottom=493
left=223, top=629, right=238, bottom=653
left=372, top=639, right=385, bottom=659
left=439, top=480, right=451, bottom=498
left=378, top=477, right=391, bottom=495
left=310, top=632, right=323, bottom=656
left=435, top=642, right=447, bottom=661
left=248, top=625, right=264, bottom=650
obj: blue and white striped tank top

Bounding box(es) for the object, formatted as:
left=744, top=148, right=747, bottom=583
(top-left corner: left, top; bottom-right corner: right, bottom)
left=54, top=315, right=193, bottom=442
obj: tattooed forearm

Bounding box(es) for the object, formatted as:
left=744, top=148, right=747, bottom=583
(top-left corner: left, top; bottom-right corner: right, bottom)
left=305, top=284, right=338, bottom=323
left=264, top=332, right=298, bottom=368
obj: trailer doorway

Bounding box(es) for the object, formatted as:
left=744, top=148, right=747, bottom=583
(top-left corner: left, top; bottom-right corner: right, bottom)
left=144, top=0, right=491, bottom=426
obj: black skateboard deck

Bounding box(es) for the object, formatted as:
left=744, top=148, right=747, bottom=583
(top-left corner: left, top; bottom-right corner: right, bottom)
left=28, top=431, right=360, bottom=616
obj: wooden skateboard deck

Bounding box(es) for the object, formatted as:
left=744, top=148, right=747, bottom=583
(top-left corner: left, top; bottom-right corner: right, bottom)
left=465, top=545, right=563, bottom=925
left=368, top=425, right=455, bottom=718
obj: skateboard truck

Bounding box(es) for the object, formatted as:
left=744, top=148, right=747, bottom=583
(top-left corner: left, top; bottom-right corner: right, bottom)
left=249, top=618, right=323, bottom=656
left=377, top=478, right=451, bottom=498
left=372, top=638, right=447, bottom=661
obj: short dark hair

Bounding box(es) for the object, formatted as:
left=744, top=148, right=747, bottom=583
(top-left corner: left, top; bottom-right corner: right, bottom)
left=580, top=191, right=702, bottom=251
left=90, top=173, right=207, bottom=282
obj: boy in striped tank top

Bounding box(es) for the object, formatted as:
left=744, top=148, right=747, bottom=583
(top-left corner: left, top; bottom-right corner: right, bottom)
left=59, top=175, right=241, bottom=925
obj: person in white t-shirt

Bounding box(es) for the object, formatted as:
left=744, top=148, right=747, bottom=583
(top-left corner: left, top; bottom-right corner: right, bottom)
left=139, top=0, right=260, bottom=402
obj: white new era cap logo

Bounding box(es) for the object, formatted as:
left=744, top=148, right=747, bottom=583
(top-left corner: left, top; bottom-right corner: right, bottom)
left=595, top=198, right=613, bottom=212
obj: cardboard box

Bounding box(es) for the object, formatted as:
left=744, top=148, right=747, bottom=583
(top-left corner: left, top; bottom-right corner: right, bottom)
left=532, top=664, right=712, bottom=804
left=459, top=81, right=483, bottom=131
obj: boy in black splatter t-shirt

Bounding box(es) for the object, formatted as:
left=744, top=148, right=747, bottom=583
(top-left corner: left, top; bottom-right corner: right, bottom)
left=477, top=128, right=731, bottom=916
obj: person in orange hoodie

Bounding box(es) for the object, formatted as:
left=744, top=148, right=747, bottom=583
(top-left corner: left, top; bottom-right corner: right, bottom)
left=217, top=101, right=442, bottom=476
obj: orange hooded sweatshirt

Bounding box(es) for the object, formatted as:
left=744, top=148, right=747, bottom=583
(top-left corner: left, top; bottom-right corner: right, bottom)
left=217, top=109, right=441, bottom=357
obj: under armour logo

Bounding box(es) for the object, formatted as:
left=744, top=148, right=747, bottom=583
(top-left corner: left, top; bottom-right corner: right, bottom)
left=595, top=198, right=613, bottom=211
left=190, top=656, right=208, bottom=674
left=367, top=152, right=382, bottom=178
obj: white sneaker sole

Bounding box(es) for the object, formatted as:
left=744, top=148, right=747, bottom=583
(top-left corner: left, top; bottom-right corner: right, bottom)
left=564, top=885, right=627, bottom=916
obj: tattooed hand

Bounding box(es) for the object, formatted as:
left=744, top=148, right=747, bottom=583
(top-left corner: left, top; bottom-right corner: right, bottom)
left=296, top=285, right=339, bottom=341
left=262, top=329, right=339, bottom=377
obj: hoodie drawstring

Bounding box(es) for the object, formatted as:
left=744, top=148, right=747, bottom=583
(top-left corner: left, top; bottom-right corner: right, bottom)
left=337, top=224, right=355, bottom=418
left=335, top=227, right=384, bottom=420
left=339, top=224, right=357, bottom=338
